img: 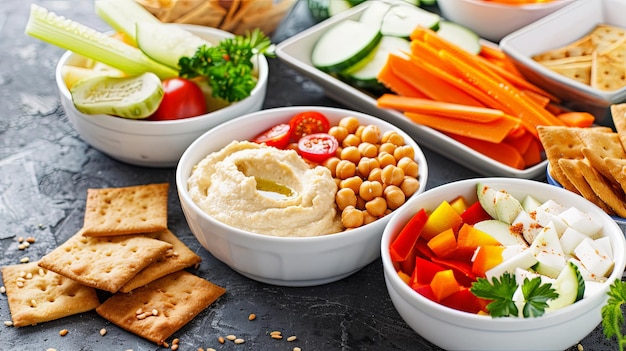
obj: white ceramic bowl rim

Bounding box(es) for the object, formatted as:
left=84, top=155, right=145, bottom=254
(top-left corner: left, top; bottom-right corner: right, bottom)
left=382, top=177, right=626, bottom=331
left=176, top=106, right=429, bottom=244
left=458, top=0, right=573, bottom=10
left=55, top=25, right=269, bottom=134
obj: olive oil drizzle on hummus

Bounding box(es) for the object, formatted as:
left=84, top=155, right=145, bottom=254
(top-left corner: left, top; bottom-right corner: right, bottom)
left=254, top=177, right=295, bottom=200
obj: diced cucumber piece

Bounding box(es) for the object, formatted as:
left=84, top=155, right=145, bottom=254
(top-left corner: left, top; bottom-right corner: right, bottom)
left=311, top=19, right=382, bottom=73
left=25, top=4, right=177, bottom=79
left=547, top=261, right=585, bottom=311
left=341, top=36, right=410, bottom=91
left=70, top=72, right=164, bottom=119
left=94, top=0, right=160, bottom=45
left=136, top=22, right=212, bottom=70
left=436, top=21, right=481, bottom=55
left=380, top=3, right=440, bottom=38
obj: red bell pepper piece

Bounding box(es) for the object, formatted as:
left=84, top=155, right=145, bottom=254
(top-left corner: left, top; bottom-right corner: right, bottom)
left=412, top=284, right=437, bottom=302
left=389, top=209, right=428, bottom=262
left=460, top=200, right=492, bottom=225
left=411, top=256, right=446, bottom=287
left=430, top=256, right=477, bottom=287
left=440, top=287, right=491, bottom=314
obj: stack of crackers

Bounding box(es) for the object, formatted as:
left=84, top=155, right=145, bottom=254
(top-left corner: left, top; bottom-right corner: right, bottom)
left=1, top=183, right=225, bottom=346
left=532, top=24, right=626, bottom=91
left=538, top=103, right=626, bottom=218
left=135, top=0, right=296, bottom=35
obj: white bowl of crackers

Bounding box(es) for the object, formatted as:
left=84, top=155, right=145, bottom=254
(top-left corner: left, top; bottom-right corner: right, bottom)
left=538, top=103, right=626, bottom=224
left=135, top=0, right=296, bottom=35
left=500, top=0, right=626, bottom=126
left=176, top=106, right=428, bottom=287
left=1, top=183, right=225, bottom=347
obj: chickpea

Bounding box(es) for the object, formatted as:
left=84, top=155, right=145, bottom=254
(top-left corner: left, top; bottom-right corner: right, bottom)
left=354, top=125, right=365, bottom=139
left=360, top=125, right=381, bottom=144
left=384, top=185, right=406, bottom=210
left=356, top=195, right=367, bottom=210
left=359, top=180, right=383, bottom=201
left=400, top=176, right=420, bottom=197
left=336, top=188, right=357, bottom=211
left=322, top=156, right=341, bottom=177
left=340, top=146, right=361, bottom=164
left=339, top=116, right=360, bottom=134
left=378, top=142, right=396, bottom=155
left=339, top=176, right=363, bottom=195
left=393, top=145, right=415, bottom=160
left=363, top=211, right=377, bottom=226
left=397, top=156, right=419, bottom=178
left=342, top=134, right=361, bottom=147
left=357, top=157, right=380, bottom=178
left=342, top=206, right=364, bottom=228
left=383, top=131, right=405, bottom=146
left=328, top=125, right=348, bottom=143
left=368, top=168, right=383, bottom=183
left=365, top=197, right=387, bottom=217
left=378, top=152, right=397, bottom=168
left=357, top=142, right=378, bottom=158
left=381, top=164, right=405, bottom=186
left=335, top=159, right=356, bottom=179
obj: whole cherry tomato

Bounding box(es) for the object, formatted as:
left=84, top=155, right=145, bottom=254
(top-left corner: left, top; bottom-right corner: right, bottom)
left=252, top=123, right=291, bottom=149
left=148, top=78, right=207, bottom=120
left=297, top=133, right=339, bottom=163
left=289, top=111, right=330, bottom=141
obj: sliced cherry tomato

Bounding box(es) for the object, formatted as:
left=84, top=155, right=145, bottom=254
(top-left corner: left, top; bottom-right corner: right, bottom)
left=297, top=133, right=338, bottom=163
left=289, top=111, right=330, bottom=141
left=148, top=77, right=207, bottom=120
left=252, top=123, right=291, bottom=149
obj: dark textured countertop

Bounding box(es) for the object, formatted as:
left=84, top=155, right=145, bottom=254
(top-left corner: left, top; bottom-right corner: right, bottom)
left=0, top=1, right=620, bottom=350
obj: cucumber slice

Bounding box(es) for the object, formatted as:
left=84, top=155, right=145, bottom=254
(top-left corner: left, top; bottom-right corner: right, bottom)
left=359, top=1, right=392, bottom=28
left=342, top=36, right=410, bottom=90
left=307, top=0, right=352, bottom=22
left=25, top=4, right=177, bottom=79
left=311, top=19, right=382, bottom=73
left=94, top=0, right=160, bottom=45
left=329, top=0, right=353, bottom=16
left=136, top=22, right=212, bottom=69
left=547, top=261, right=585, bottom=311
left=436, top=21, right=481, bottom=55
left=70, top=72, right=164, bottom=119
left=380, top=3, right=440, bottom=38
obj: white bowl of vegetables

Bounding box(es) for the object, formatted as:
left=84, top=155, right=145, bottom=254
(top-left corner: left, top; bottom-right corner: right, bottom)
left=381, top=177, right=626, bottom=350
left=28, top=2, right=269, bottom=167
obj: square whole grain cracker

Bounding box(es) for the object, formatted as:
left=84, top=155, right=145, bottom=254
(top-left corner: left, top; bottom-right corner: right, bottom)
left=119, top=229, right=202, bottom=293
left=82, top=183, right=169, bottom=237
left=532, top=35, right=595, bottom=62
left=591, top=49, right=626, bottom=91
left=96, top=270, right=225, bottom=345
left=1, top=261, right=101, bottom=327
left=578, top=128, right=626, bottom=185
left=590, top=24, right=626, bottom=53
left=38, top=230, right=173, bottom=293
left=605, top=157, right=626, bottom=194
left=558, top=158, right=615, bottom=215
left=537, top=125, right=585, bottom=193
left=611, top=103, right=626, bottom=150
left=575, top=158, right=626, bottom=217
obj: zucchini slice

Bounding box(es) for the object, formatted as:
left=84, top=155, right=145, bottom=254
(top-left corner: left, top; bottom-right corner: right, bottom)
left=311, top=19, right=382, bottom=73
left=381, top=3, right=440, bottom=38
left=436, top=21, right=481, bottom=55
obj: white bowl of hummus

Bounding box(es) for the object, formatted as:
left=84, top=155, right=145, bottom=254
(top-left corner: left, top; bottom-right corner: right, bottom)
left=176, top=106, right=428, bottom=286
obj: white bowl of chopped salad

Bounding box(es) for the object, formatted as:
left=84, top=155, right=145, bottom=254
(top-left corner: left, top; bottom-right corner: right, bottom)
left=53, top=19, right=268, bottom=168
left=381, top=177, right=626, bottom=350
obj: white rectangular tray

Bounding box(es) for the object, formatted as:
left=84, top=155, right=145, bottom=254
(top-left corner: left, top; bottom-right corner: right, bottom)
left=275, top=2, right=548, bottom=179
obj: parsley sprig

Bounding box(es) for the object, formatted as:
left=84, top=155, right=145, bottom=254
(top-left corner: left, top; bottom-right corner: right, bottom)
left=178, top=28, right=275, bottom=103
left=470, top=272, right=558, bottom=318
left=602, top=280, right=626, bottom=351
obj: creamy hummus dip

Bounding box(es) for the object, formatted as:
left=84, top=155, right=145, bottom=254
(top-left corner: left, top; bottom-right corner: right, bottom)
left=187, top=140, right=344, bottom=237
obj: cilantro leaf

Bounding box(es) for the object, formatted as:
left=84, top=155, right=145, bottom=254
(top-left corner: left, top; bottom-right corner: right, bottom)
left=602, top=279, right=626, bottom=351
left=470, top=272, right=558, bottom=318
left=178, top=28, right=274, bottom=103
left=471, top=273, right=519, bottom=318
left=521, top=277, right=558, bottom=318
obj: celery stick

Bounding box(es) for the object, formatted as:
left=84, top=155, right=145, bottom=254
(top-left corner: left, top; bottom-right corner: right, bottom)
left=25, top=4, right=177, bottom=79
left=95, top=0, right=161, bottom=45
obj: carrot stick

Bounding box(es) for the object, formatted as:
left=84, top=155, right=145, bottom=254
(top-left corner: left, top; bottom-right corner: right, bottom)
left=404, top=112, right=519, bottom=144
left=519, top=137, right=543, bottom=167
left=520, top=89, right=551, bottom=108
left=504, top=129, right=534, bottom=155
left=377, top=94, right=504, bottom=122
left=479, top=44, right=507, bottom=61
left=449, top=134, right=526, bottom=170
left=557, top=111, right=595, bottom=128
left=438, top=50, right=564, bottom=130
left=377, top=58, right=430, bottom=98
left=387, top=54, right=484, bottom=106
